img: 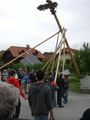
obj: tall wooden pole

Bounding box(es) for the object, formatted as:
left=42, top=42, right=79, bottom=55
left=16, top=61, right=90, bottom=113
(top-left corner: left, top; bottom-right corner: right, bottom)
left=51, top=32, right=60, bottom=73
left=53, top=12, right=80, bottom=77
left=0, top=31, right=60, bottom=70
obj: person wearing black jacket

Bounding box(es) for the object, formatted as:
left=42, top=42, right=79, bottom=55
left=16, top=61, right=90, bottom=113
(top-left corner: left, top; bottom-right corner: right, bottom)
left=28, top=70, right=55, bottom=120
left=63, top=75, right=69, bottom=104
left=56, top=74, right=65, bottom=107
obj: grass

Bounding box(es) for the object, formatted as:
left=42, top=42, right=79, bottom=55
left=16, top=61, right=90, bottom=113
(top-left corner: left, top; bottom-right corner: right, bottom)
left=69, top=76, right=80, bottom=93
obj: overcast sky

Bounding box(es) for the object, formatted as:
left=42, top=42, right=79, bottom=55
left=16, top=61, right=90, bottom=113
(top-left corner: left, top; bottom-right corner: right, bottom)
left=0, top=0, right=90, bottom=53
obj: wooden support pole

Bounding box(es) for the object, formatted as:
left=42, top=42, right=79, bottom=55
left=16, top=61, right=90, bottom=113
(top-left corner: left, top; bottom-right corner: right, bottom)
left=53, top=12, right=80, bottom=77
left=51, top=32, right=60, bottom=73
left=0, top=31, right=60, bottom=70
left=42, top=38, right=64, bottom=70
left=54, top=44, right=62, bottom=83
left=54, top=29, right=66, bottom=83
left=62, top=41, right=66, bottom=77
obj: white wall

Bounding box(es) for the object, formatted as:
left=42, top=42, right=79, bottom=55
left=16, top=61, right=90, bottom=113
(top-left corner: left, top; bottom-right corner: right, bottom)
left=80, top=75, right=90, bottom=90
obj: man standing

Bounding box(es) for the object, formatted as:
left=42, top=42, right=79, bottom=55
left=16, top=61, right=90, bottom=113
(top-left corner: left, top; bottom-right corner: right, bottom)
left=56, top=74, right=65, bottom=107
left=28, top=70, right=55, bottom=120
left=63, top=75, right=69, bottom=104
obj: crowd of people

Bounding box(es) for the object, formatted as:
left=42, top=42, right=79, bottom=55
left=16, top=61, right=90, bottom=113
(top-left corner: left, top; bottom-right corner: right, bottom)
left=0, top=68, right=89, bottom=120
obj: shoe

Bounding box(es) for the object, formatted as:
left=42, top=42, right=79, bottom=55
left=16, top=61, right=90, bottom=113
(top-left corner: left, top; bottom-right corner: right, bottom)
left=63, top=101, right=67, bottom=104
left=59, top=105, right=64, bottom=108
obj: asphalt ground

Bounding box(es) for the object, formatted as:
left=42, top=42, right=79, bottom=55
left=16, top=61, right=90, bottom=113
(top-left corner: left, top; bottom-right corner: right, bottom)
left=19, top=91, right=90, bottom=120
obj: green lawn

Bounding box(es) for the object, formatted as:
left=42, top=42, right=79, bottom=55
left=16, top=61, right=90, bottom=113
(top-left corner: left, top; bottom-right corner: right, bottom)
left=69, top=76, right=80, bottom=92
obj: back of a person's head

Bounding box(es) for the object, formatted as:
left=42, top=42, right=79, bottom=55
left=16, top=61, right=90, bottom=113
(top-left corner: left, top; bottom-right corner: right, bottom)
left=36, top=70, right=44, bottom=81
left=0, top=82, right=20, bottom=118
left=29, top=72, right=37, bottom=83
left=9, top=70, right=15, bottom=77
left=80, top=108, right=90, bottom=120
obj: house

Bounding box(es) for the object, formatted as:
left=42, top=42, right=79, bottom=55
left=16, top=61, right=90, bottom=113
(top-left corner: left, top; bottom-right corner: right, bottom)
left=43, top=48, right=77, bottom=62
left=43, top=52, right=54, bottom=61
left=61, top=47, right=77, bottom=61
left=2, top=45, right=46, bottom=63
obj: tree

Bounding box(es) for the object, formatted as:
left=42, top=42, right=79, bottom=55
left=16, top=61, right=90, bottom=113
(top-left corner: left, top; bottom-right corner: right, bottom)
left=74, top=42, right=90, bottom=76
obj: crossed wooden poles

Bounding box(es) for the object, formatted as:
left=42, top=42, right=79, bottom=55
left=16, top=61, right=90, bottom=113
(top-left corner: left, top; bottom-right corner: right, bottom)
left=50, top=8, right=81, bottom=82
left=38, top=0, right=80, bottom=81
left=0, top=0, right=80, bottom=82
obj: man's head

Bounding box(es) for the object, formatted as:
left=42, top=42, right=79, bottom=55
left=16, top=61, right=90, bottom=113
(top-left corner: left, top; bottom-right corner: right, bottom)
left=80, top=108, right=90, bottom=120
left=9, top=70, right=15, bottom=77
left=0, top=82, right=20, bottom=118
left=64, top=75, right=68, bottom=80
left=36, top=70, right=44, bottom=81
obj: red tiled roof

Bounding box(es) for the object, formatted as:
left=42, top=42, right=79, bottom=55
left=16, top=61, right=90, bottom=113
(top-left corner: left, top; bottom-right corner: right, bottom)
left=6, top=46, right=46, bottom=59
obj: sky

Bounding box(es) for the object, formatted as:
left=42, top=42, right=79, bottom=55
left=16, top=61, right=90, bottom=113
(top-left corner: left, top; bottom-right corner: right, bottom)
left=0, top=0, right=90, bottom=53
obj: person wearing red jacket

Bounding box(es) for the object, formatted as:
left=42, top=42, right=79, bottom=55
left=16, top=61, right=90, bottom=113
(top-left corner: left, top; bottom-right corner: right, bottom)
left=6, top=70, right=26, bottom=118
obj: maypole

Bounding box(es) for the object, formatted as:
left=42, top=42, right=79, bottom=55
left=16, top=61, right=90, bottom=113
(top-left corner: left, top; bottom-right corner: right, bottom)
left=37, top=0, right=80, bottom=79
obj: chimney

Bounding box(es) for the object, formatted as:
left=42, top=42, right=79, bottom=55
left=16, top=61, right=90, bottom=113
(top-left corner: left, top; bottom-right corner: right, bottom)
left=26, top=44, right=30, bottom=50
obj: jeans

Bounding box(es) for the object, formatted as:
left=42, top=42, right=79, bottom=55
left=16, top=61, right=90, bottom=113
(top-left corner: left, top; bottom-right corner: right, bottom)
left=57, top=89, right=64, bottom=106
left=34, top=115, right=48, bottom=120
left=63, top=89, right=68, bottom=103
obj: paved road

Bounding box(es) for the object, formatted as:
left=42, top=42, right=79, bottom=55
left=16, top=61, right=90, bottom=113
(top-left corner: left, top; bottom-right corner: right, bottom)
left=19, top=91, right=90, bottom=120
